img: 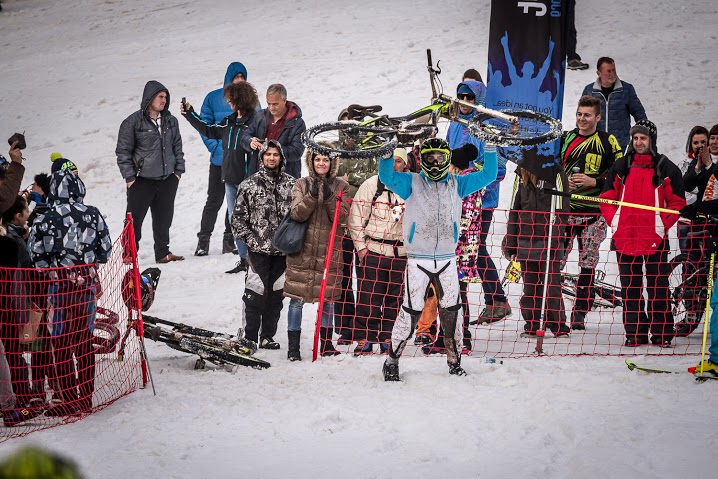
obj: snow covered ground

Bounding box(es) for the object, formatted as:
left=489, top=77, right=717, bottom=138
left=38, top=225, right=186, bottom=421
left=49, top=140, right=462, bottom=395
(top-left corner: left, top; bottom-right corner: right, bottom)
left=1, top=0, right=717, bottom=477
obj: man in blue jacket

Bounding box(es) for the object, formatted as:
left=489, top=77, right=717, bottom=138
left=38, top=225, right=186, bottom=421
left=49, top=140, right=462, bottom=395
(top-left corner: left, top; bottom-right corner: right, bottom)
left=379, top=138, right=497, bottom=381
left=195, top=62, right=249, bottom=259
left=447, top=81, right=510, bottom=323
left=582, top=57, right=647, bottom=152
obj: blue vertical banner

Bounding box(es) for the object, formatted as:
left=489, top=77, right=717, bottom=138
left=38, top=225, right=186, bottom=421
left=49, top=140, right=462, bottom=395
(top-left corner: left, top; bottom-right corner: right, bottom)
left=486, top=0, right=566, bottom=183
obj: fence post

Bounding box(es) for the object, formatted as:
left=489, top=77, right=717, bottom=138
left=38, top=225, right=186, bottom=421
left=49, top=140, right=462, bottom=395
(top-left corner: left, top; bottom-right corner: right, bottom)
left=125, top=213, right=151, bottom=389
left=312, top=190, right=345, bottom=362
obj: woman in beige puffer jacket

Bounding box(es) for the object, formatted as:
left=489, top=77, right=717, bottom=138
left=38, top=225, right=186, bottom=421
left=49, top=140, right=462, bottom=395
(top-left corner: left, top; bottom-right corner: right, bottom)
left=284, top=144, right=350, bottom=359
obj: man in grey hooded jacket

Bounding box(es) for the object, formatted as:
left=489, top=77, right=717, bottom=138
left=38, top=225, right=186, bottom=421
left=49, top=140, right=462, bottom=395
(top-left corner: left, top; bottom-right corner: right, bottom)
left=116, top=80, right=185, bottom=264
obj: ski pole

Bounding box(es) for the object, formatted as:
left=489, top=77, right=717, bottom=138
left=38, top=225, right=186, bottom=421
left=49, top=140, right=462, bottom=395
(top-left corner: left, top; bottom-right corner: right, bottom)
left=543, top=189, right=681, bottom=215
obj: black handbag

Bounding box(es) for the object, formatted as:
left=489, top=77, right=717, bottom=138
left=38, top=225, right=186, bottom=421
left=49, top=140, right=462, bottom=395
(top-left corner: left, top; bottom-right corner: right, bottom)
left=273, top=211, right=308, bottom=255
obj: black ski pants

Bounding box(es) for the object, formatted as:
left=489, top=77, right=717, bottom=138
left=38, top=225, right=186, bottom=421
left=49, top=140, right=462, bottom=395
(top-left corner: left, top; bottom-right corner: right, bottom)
left=198, top=164, right=231, bottom=238
left=354, top=252, right=406, bottom=342
left=334, top=235, right=358, bottom=338
left=616, top=244, right=674, bottom=342
left=243, top=252, right=286, bottom=343
left=520, top=258, right=566, bottom=333
left=127, top=175, right=179, bottom=261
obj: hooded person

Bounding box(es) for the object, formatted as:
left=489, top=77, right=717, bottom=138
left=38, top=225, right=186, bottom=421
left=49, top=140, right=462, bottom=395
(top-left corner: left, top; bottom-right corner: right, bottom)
left=50, top=152, right=78, bottom=175
left=116, top=80, right=185, bottom=264
left=191, top=62, right=254, bottom=260
left=378, top=137, right=498, bottom=380
left=283, top=142, right=351, bottom=359
left=600, top=119, right=686, bottom=347
left=232, top=140, right=295, bottom=352
left=27, top=169, right=112, bottom=416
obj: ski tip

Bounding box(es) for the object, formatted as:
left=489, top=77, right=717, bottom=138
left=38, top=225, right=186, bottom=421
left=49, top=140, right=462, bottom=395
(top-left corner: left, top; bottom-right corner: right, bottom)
left=625, top=359, right=636, bottom=371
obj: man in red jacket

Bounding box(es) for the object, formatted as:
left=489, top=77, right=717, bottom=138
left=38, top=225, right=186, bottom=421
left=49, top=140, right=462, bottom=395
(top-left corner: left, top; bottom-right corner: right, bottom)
left=600, top=119, right=686, bottom=347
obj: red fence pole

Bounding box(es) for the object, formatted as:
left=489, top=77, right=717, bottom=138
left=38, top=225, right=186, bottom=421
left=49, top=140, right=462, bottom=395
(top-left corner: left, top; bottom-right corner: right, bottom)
left=125, top=213, right=149, bottom=387
left=312, top=190, right=344, bottom=362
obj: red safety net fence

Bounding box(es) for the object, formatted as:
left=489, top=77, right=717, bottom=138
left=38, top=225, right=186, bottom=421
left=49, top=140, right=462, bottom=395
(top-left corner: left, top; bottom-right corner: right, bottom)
left=313, top=196, right=711, bottom=360
left=1, top=215, right=145, bottom=439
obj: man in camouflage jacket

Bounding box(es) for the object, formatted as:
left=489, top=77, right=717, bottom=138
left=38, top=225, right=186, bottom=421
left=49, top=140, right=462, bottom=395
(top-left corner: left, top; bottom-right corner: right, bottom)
left=232, top=140, right=295, bottom=349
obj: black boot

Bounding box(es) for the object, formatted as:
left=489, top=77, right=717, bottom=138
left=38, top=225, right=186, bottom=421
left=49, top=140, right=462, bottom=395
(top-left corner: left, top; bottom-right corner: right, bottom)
left=195, top=234, right=210, bottom=257
left=383, top=357, right=401, bottom=381
left=320, top=327, right=341, bottom=357
left=222, top=232, right=238, bottom=255
left=287, top=330, right=302, bottom=361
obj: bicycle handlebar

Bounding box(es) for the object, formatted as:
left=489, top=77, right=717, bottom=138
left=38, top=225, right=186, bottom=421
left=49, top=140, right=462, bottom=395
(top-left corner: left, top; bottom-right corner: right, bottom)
left=436, top=93, right=518, bottom=123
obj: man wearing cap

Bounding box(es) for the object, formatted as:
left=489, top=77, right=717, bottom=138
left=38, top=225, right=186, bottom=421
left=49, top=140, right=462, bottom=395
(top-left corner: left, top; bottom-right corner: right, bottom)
left=116, top=80, right=185, bottom=264
left=348, top=148, right=407, bottom=356
left=446, top=80, right=510, bottom=323
left=599, top=119, right=685, bottom=347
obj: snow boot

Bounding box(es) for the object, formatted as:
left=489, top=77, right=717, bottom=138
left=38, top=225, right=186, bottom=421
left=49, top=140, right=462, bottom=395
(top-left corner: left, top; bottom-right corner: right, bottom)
left=320, top=327, right=341, bottom=357
left=287, top=330, right=302, bottom=361
left=194, top=234, right=210, bottom=257
left=353, top=340, right=374, bottom=356
left=383, top=358, right=400, bottom=381
left=222, top=232, right=238, bottom=255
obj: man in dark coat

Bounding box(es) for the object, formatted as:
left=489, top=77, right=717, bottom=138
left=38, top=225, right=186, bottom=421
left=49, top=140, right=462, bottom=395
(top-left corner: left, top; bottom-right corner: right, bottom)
left=116, top=80, right=185, bottom=263
left=241, top=84, right=306, bottom=179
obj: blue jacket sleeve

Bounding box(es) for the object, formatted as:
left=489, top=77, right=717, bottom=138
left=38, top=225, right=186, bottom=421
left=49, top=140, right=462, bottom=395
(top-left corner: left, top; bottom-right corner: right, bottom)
left=378, top=155, right=412, bottom=199
left=456, top=145, right=498, bottom=198
left=626, top=84, right=647, bottom=121
left=200, top=92, right=221, bottom=156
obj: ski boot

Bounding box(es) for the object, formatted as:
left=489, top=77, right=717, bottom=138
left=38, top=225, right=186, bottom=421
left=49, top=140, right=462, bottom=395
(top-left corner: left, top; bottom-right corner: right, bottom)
left=383, top=358, right=400, bottom=381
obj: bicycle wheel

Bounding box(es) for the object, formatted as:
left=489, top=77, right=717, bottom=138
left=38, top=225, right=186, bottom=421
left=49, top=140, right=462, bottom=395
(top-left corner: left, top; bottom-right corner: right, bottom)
left=468, top=109, right=562, bottom=147
left=668, top=254, right=706, bottom=336
left=302, top=121, right=405, bottom=159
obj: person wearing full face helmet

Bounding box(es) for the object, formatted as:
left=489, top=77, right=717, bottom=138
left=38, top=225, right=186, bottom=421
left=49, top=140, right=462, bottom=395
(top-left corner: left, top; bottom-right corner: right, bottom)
left=378, top=137, right=498, bottom=380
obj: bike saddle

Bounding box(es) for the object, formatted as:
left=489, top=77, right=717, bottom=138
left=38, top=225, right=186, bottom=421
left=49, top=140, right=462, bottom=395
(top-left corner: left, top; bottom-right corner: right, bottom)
left=346, top=104, right=383, bottom=119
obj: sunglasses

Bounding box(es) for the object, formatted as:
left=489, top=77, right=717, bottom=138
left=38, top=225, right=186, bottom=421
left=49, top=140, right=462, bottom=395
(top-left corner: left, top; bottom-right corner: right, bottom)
left=458, top=93, right=475, bottom=101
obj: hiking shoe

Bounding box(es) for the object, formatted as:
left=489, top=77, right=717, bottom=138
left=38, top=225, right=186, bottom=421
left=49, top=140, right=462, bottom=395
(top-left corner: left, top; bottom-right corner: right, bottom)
left=336, top=335, right=353, bottom=346
left=287, top=349, right=302, bottom=362
left=259, top=337, right=281, bottom=350
left=476, top=301, right=512, bottom=324
left=383, top=360, right=400, bottom=381
left=449, top=364, right=467, bottom=376
left=548, top=324, right=571, bottom=337
left=567, top=58, right=589, bottom=70
left=379, top=341, right=390, bottom=354
left=2, top=406, right=43, bottom=426
left=625, top=337, right=649, bottom=347
left=157, top=252, right=185, bottom=264
left=225, top=258, right=248, bottom=274
left=195, top=235, right=210, bottom=257
left=320, top=341, right=341, bottom=357
left=353, top=340, right=374, bottom=356
left=650, top=338, right=673, bottom=348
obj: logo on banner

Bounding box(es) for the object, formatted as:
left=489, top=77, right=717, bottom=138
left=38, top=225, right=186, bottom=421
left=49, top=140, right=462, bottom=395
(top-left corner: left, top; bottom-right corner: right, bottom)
left=517, top=1, right=562, bottom=17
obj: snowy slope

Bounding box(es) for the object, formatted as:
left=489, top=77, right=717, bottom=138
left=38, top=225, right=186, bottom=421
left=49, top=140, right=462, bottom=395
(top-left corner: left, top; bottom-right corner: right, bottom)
left=1, top=0, right=717, bottom=477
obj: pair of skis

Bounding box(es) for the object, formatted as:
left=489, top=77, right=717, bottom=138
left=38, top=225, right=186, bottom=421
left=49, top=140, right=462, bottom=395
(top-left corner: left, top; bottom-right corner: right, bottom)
left=625, top=359, right=716, bottom=383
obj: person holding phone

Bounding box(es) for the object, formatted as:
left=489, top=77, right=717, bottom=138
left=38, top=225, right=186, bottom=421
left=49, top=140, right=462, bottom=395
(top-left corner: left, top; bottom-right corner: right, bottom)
left=1, top=136, right=26, bottom=216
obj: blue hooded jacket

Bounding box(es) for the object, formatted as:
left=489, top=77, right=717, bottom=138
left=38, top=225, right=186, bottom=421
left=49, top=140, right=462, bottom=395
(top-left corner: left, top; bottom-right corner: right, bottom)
left=446, top=80, right=506, bottom=209
left=201, top=62, right=249, bottom=167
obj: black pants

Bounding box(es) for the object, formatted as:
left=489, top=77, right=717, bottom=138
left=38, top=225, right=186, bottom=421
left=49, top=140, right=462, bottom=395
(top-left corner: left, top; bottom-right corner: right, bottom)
left=335, top=235, right=357, bottom=338
left=565, top=0, right=579, bottom=60
left=243, top=252, right=286, bottom=343
left=520, top=258, right=566, bottom=332
left=127, top=175, right=180, bottom=261
left=564, top=222, right=595, bottom=315
left=354, top=252, right=406, bottom=342
left=198, top=164, right=231, bottom=238
left=616, top=245, right=674, bottom=342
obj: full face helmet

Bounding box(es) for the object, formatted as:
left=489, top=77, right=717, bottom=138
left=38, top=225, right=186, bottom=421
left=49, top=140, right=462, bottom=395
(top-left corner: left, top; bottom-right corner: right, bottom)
left=420, top=138, right=451, bottom=181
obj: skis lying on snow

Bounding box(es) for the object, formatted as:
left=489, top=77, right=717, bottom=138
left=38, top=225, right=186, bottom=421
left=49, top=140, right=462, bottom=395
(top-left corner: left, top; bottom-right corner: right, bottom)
left=625, top=359, right=717, bottom=382
left=143, top=315, right=270, bottom=370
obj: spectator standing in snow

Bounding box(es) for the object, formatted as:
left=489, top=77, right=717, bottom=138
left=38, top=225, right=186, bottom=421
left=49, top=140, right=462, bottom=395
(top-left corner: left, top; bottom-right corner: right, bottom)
left=566, top=0, right=589, bottom=70
left=447, top=80, right=511, bottom=323
left=599, top=120, right=685, bottom=347
left=348, top=148, right=408, bottom=356
left=581, top=57, right=647, bottom=152
left=0, top=141, right=25, bottom=217
left=116, top=80, right=185, bottom=264
left=232, top=140, right=295, bottom=356
left=193, top=62, right=251, bottom=260
left=242, top=84, right=306, bottom=179
left=180, top=80, right=260, bottom=274
left=283, top=143, right=351, bottom=358
left=28, top=169, right=112, bottom=416
left=560, top=95, right=622, bottom=330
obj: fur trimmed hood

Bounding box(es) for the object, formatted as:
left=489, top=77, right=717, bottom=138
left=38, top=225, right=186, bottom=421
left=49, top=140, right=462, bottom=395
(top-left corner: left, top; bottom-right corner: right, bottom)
left=302, top=141, right=340, bottom=179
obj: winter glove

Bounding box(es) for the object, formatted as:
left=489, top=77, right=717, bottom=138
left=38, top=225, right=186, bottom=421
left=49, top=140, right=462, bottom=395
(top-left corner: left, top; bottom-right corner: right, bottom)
left=680, top=204, right=697, bottom=220
left=309, top=178, right=320, bottom=198
left=321, top=178, right=332, bottom=199
left=450, top=143, right=479, bottom=170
